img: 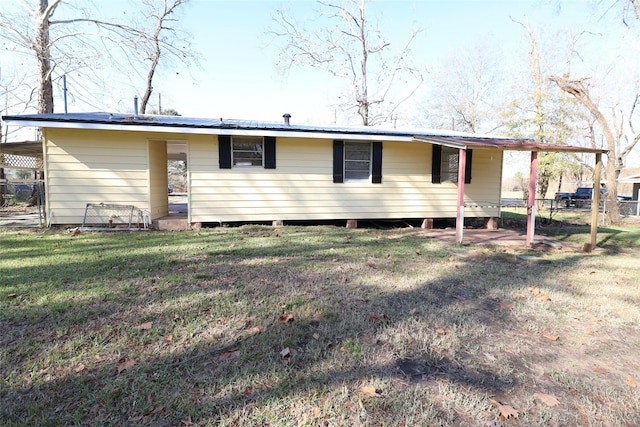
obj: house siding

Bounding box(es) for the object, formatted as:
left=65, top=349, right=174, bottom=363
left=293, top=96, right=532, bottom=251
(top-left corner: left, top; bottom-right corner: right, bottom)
left=189, top=137, right=502, bottom=223
left=148, top=140, right=168, bottom=219
left=44, top=128, right=152, bottom=225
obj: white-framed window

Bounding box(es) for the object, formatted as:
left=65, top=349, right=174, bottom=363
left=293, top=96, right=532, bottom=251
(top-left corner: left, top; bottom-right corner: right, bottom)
left=344, top=141, right=371, bottom=180
left=232, top=136, right=263, bottom=167
left=440, top=146, right=459, bottom=183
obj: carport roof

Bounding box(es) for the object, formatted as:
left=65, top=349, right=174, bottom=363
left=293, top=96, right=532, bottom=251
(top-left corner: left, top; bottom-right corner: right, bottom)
left=2, top=112, right=607, bottom=154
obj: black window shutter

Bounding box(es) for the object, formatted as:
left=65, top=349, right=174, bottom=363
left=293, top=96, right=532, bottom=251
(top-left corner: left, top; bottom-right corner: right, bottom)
left=372, top=141, right=382, bottom=184
left=464, top=149, right=473, bottom=184
left=431, top=144, right=442, bottom=184
left=264, top=136, right=276, bottom=169
left=333, top=140, right=344, bottom=183
left=219, top=135, right=231, bottom=169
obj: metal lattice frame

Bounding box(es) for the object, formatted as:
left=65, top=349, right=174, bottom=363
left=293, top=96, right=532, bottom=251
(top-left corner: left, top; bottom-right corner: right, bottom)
left=81, top=203, right=149, bottom=231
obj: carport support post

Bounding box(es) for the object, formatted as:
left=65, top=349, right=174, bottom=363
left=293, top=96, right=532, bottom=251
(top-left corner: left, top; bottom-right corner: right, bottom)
left=526, top=151, right=538, bottom=247
left=590, top=153, right=602, bottom=249
left=456, top=148, right=467, bottom=244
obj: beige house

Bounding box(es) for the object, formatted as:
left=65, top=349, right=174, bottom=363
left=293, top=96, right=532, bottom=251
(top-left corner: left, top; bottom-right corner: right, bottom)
left=2, top=112, right=603, bottom=238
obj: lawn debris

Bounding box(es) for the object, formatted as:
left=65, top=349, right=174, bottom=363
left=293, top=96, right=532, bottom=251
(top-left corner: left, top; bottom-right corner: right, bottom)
left=278, top=313, right=295, bottom=323
left=218, top=347, right=240, bottom=361
left=490, top=398, right=519, bottom=420
left=534, top=392, right=560, bottom=407
left=360, top=386, right=383, bottom=397
left=369, top=313, right=390, bottom=322
left=117, top=358, right=137, bottom=374
left=135, top=321, right=153, bottom=330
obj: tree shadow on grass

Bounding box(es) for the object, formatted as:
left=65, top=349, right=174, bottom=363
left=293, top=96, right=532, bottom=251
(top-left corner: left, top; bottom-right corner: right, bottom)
left=1, top=228, right=639, bottom=426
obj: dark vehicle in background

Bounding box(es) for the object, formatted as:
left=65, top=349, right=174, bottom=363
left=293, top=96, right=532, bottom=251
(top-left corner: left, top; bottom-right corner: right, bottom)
left=554, top=187, right=605, bottom=208
left=554, top=187, right=630, bottom=208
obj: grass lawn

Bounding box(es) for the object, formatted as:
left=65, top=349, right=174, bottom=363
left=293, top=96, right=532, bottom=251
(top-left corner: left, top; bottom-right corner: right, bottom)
left=1, top=222, right=639, bottom=426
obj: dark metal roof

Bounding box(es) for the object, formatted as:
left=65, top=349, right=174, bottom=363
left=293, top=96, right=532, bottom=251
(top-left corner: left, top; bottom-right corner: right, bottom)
left=1, top=112, right=607, bottom=153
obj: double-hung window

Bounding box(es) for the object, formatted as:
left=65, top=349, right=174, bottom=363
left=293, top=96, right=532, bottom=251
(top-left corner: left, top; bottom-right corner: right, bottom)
left=333, top=140, right=382, bottom=184
left=431, top=145, right=472, bottom=184
left=218, top=135, right=276, bottom=169
left=232, top=136, right=263, bottom=167
left=440, top=146, right=460, bottom=183
left=344, top=142, right=371, bottom=180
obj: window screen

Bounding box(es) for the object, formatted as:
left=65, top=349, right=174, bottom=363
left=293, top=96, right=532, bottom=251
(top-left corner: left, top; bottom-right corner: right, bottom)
left=344, top=142, right=371, bottom=180
left=232, top=137, right=263, bottom=167
left=441, top=146, right=459, bottom=183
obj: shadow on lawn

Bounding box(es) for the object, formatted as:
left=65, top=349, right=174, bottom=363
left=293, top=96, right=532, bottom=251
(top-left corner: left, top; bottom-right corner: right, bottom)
left=0, top=228, right=633, bottom=425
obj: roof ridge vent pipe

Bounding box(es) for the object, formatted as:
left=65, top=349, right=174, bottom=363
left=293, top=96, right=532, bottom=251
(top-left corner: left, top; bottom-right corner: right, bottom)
left=134, top=96, right=139, bottom=117
left=283, top=113, right=291, bottom=126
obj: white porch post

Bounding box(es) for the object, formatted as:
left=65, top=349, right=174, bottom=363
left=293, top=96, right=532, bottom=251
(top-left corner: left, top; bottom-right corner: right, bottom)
left=526, top=151, right=538, bottom=247
left=456, top=148, right=467, bottom=244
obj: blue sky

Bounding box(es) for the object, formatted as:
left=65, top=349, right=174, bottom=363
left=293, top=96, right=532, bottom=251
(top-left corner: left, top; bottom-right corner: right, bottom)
left=126, top=0, right=619, bottom=126
left=1, top=0, right=630, bottom=129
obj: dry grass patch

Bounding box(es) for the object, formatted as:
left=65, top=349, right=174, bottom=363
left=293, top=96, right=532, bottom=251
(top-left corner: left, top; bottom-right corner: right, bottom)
left=1, top=224, right=639, bottom=426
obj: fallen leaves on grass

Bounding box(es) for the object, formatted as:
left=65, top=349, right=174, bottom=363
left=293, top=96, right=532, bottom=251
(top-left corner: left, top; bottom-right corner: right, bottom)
left=280, top=347, right=296, bottom=365
left=627, top=376, right=637, bottom=388
left=7, top=293, right=18, bottom=299
left=218, top=348, right=240, bottom=362
left=369, top=313, right=389, bottom=322
left=528, top=287, right=551, bottom=301
left=490, top=399, right=518, bottom=420
left=73, top=363, right=85, bottom=373
left=360, top=386, right=383, bottom=397
left=542, top=332, right=559, bottom=341
left=591, top=365, right=608, bottom=375
left=367, top=261, right=377, bottom=269
left=117, top=358, right=137, bottom=374
left=534, top=392, right=560, bottom=407
left=278, top=313, right=295, bottom=323
left=435, top=327, right=451, bottom=335
left=135, top=321, right=153, bottom=330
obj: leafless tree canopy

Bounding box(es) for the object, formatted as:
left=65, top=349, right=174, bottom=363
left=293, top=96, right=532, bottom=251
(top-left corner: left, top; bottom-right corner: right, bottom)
left=0, top=0, right=194, bottom=115
left=271, top=0, right=423, bottom=126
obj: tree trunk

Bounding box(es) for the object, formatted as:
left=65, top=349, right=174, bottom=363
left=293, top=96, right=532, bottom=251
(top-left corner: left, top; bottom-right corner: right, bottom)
left=36, top=0, right=54, bottom=114
left=548, top=76, right=620, bottom=221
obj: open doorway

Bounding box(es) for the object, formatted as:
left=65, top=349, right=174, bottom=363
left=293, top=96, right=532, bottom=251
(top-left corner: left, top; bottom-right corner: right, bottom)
left=167, top=141, right=188, bottom=217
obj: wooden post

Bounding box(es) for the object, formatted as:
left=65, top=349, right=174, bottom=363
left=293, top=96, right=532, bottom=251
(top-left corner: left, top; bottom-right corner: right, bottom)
left=421, top=218, right=434, bottom=229
left=456, top=148, right=467, bottom=244
left=590, top=153, right=602, bottom=250
left=346, top=219, right=358, bottom=228
left=526, top=151, right=538, bottom=247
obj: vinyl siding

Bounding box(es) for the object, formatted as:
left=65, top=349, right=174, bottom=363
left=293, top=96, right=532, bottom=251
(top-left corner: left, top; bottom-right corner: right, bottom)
left=44, top=128, right=151, bottom=225
left=148, top=140, right=168, bottom=219
left=189, top=137, right=502, bottom=222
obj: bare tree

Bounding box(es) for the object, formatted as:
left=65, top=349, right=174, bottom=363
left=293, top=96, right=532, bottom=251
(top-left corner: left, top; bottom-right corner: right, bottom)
left=0, top=0, right=194, bottom=115
left=271, top=0, right=423, bottom=126
left=548, top=76, right=640, bottom=220
left=423, top=40, right=501, bottom=133
left=130, top=0, right=195, bottom=114
left=504, top=19, right=592, bottom=199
